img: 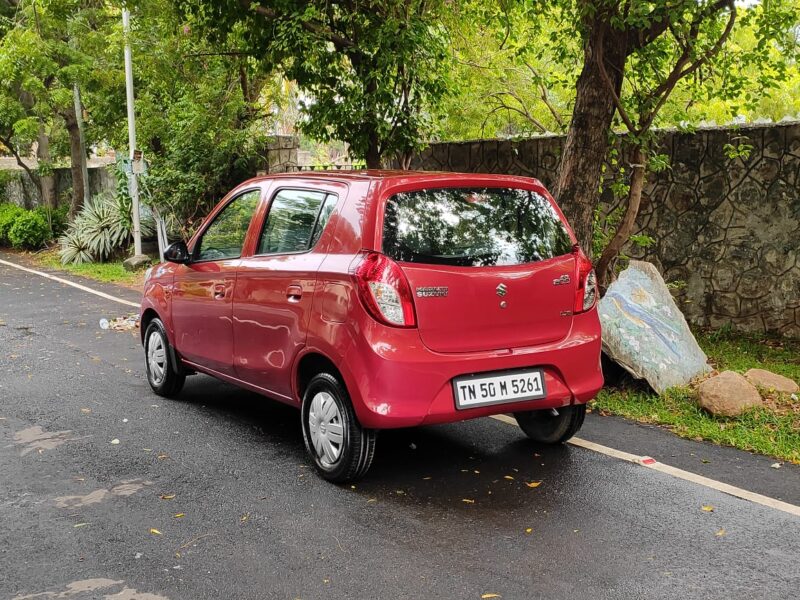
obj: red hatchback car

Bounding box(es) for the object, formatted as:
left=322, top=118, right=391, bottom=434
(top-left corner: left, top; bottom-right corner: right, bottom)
left=140, top=171, right=603, bottom=481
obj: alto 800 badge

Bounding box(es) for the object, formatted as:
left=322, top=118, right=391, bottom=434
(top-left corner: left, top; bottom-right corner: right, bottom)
left=416, top=286, right=449, bottom=298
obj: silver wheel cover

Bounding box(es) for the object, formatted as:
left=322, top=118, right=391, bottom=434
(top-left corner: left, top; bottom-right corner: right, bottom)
left=147, top=330, right=167, bottom=386
left=308, top=391, right=344, bottom=468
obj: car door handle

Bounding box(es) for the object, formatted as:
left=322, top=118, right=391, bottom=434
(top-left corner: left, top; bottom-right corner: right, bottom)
left=213, top=283, right=226, bottom=299
left=286, top=285, right=303, bottom=303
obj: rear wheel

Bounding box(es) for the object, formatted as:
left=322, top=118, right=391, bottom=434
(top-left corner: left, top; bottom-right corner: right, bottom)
left=301, top=372, right=376, bottom=483
left=514, top=404, right=586, bottom=444
left=144, top=318, right=185, bottom=398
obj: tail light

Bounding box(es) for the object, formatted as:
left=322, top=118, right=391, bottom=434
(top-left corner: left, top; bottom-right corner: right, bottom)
left=353, top=252, right=417, bottom=327
left=574, top=251, right=598, bottom=313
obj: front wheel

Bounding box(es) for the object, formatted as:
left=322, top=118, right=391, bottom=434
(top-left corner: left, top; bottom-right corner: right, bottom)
left=514, top=404, right=586, bottom=444
left=301, top=373, right=376, bottom=483
left=144, top=318, right=185, bottom=398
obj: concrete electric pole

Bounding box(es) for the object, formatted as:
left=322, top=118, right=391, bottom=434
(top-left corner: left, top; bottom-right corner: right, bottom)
left=122, top=6, right=149, bottom=270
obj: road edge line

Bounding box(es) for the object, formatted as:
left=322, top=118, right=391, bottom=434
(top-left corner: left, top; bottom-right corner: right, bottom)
left=0, top=257, right=140, bottom=309
left=491, top=414, right=800, bottom=518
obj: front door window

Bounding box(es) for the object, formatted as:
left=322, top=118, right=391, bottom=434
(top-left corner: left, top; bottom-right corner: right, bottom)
left=195, top=190, right=261, bottom=261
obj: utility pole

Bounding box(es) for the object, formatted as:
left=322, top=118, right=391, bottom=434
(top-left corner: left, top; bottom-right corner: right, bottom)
left=122, top=6, right=148, bottom=268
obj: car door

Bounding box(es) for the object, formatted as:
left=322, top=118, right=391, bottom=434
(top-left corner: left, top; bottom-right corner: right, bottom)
left=233, top=183, right=342, bottom=401
left=171, top=188, right=262, bottom=375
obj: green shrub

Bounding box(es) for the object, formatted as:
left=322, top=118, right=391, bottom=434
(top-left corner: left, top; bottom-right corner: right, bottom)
left=8, top=210, right=51, bottom=249
left=0, top=203, right=25, bottom=245
left=34, top=204, right=70, bottom=238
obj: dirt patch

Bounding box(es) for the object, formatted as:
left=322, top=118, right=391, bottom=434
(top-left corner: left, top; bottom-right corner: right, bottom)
left=54, top=479, right=152, bottom=509
left=12, top=579, right=169, bottom=600
left=13, top=426, right=76, bottom=456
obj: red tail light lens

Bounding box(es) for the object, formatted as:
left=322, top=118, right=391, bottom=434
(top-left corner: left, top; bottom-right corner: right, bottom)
left=354, top=252, right=417, bottom=327
left=574, top=252, right=597, bottom=314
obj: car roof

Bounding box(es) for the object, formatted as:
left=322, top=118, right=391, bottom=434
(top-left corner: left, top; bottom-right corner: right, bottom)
left=241, top=170, right=543, bottom=186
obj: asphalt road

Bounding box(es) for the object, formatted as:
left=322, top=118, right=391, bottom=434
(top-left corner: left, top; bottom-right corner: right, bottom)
left=1, top=255, right=799, bottom=600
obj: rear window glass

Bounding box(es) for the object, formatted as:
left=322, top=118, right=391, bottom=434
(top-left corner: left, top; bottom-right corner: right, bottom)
left=382, top=187, right=572, bottom=267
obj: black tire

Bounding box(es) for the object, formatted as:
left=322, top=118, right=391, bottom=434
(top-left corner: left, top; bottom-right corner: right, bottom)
left=143, top=318, right=185, bottom=398
left=301, top=372, right=376, bottom=483
left=514, top=404, right=586, bottom=444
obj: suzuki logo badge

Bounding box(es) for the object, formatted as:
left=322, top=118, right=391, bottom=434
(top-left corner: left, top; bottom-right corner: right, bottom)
left=496, top=283, right=508, bottom=297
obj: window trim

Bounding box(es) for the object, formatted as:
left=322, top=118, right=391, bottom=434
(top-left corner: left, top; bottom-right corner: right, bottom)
left=252, top=187, right=339, bottom=258
left=191, top=188, right=263, bottom=264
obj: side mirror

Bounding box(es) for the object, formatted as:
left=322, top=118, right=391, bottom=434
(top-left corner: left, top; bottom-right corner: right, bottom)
left=164, top=241, right=190, bottom=264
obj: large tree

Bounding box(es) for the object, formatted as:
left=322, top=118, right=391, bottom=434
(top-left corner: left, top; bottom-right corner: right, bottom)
left=0, top=0, right=117, bottom=214
left=186, top=0, right=451, bottom=168
left=531, top=0, right=798, bottom=266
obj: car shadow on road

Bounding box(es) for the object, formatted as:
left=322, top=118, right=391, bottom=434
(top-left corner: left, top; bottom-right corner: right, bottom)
left=177, top=375, right=585, bottom=512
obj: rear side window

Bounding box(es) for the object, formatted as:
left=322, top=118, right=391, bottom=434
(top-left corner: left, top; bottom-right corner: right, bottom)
left=382, top=187, right=572, bottom=267
left=258, top=189, right=335, bottom=254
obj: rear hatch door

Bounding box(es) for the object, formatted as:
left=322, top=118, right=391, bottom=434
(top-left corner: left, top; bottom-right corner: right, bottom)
left=381, top=186, right=576, bottom=353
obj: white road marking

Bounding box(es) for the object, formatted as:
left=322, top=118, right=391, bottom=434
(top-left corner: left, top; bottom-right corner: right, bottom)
left=491, top=414, right=800, bottom=518
left=0, top=257, right=140, bottom=308
left=3, top=255, right=797, bottom=518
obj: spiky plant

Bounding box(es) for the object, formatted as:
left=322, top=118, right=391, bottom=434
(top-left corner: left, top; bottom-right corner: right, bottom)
left=59, top=193, right=156, bottom=264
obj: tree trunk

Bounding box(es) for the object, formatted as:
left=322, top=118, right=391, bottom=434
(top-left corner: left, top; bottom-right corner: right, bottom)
left=62, top=106, right=86, bottom=218
left=365, top=132, right=381, bottom=169
left=595, top=145, right=646, bottom=290
left=36, top=125, right=56, bottom=209
left=554, top=22, right=628, bottom=257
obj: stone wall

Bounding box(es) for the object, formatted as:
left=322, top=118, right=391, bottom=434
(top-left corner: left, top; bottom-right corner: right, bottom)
left=1, top=165, right=116, bottom=209
left=407, top=122, right=800, bottom=337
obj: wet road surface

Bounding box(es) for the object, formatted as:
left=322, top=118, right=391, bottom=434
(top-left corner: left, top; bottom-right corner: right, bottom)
left=1, top=256, right=798, bottom=600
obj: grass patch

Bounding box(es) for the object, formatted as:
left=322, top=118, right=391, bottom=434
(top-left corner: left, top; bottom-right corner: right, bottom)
left=35, top=249, right=145, bottom=289
left=591, top=330, right=800, bottom=463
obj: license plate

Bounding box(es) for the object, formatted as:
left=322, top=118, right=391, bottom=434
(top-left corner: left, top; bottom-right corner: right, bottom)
left=452, top=368, right=547, bottom=410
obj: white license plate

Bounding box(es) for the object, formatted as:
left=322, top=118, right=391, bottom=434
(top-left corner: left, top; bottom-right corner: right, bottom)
left=453, top=368, right=546, bottom=409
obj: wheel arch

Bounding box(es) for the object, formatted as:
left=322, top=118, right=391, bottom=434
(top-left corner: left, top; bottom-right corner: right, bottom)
left=140, top=308, right=160, bottom=344
left=294, top=351, right=346, bottom=403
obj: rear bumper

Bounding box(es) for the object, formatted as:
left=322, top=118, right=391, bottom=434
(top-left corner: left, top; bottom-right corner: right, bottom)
left=343, top=310, right=603, bottom=429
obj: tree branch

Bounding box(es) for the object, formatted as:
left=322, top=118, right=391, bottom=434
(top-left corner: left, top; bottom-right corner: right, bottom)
left=595, top=30, right=636, bottom=133
left=522, top=59, right=565, bottom=129
left=628, top=0, right=732, bottom=53
left=485, top=91, right=547, bottom=133
left=640, top=2, right=736, bottom=133
left=0, top=132, right=41, bottom=196
left=241, top=1, right=356, bottom=50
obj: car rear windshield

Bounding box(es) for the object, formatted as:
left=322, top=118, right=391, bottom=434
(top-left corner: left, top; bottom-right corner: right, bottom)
left=382, top=187, right=573, bottom=267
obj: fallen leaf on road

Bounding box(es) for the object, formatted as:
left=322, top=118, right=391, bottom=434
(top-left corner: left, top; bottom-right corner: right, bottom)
left=526, top=481, right=542, bottom=488
left=525, top=528, right=532, bottom=534
left=702, top=505, right=714, bottom=512
left=149, top=528, right=162, bottom=535
left=503, top=475, right=514, bottom=480
left=240, top=513, right=249, bottom=523
left=160, top=494, right=175, bottom=500
left=716, top=529, right=726, bottom=537
left=157, top=453, right=169, bottom=460
left=73, top=523, right=89, bottom=528
left=110, top=439, right=120, bottom=445
left=462, top=499, right=475, bottom=504
left=771, top=463, right=782, bottom=469
left=481, top=594, right=501, bottom=598
left=174, top=513, right=185, bottom=518
left=80, top=408, right=91, bottom=414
